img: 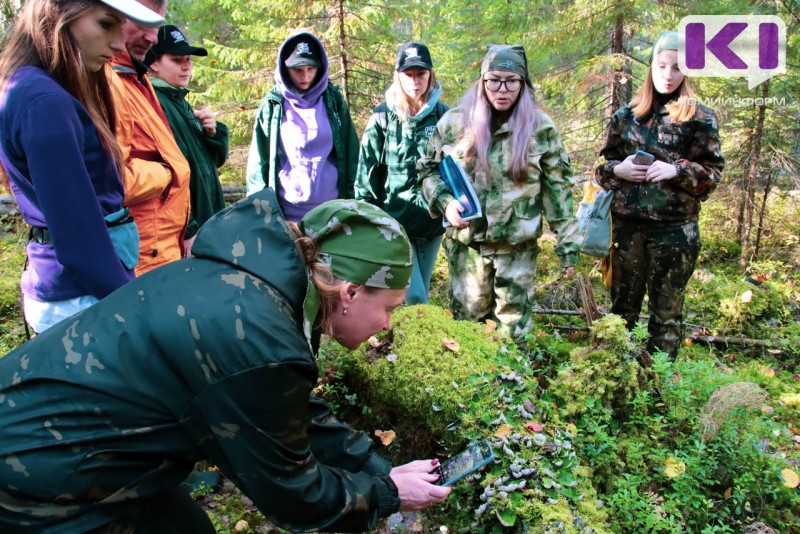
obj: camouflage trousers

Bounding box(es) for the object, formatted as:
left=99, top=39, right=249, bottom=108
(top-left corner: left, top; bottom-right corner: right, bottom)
left=444, top=239, right=540, bottom=339
left=610, top=218, right=700, bottom=358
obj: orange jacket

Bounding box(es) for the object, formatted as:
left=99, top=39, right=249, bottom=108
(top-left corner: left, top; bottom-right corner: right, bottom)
left=107, top=52, right=190, bottom=275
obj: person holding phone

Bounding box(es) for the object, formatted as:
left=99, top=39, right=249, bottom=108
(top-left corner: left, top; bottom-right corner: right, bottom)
left=355, top=41, right=449, bottom=305
left=0, top=0, right=163, bottom=333
left=595, top=31, right=725, bottom=358
left=418, top=44, right=580, bottom=339
left=0, top=189, right=451, bottom=532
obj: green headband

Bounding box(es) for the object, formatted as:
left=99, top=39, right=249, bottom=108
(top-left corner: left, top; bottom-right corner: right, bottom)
left=299, top=199, right=413, bottom=290
left=480, top=44, right=533, bottom=89
left=650, top=31, right=679, bottom=63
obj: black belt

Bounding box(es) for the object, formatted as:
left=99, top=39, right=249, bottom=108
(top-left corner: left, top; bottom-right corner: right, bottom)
left=29, top=226, right=51, bottom=244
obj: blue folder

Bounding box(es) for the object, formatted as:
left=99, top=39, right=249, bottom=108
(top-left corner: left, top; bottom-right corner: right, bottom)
left=439, top=155, right=482, bottom=227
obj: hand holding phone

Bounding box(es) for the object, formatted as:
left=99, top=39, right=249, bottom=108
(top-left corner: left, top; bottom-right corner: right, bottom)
left=632, top=150, right=655, bottom=166
left=432, top=440, right=495, bottom=486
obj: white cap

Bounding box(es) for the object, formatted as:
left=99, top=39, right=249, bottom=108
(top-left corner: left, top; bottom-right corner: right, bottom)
left=99, top=0, right=164, bottom=29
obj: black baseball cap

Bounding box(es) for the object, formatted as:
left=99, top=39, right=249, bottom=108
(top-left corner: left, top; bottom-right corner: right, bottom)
left=395, top=42, right=433, bottom=72
left=284, top=38, right=322, bottom=68
left=147, top=25, right=208, bottom=64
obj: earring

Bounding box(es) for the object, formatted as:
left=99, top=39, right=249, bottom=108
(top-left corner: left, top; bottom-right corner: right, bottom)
left=343, top=307, right=348, bottom=316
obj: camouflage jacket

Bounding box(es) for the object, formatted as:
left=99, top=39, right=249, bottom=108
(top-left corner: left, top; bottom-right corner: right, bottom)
left=417, top=108, right=580, bottom=267
left=0, top=189, right=399, bottom=533
left=354, top=98, right=448, bottom=240
left=595, top=102, right=724, bottom=223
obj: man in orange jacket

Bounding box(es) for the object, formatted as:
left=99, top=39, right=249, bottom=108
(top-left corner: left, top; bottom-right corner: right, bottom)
left=107, top=0, right=190, bottom=275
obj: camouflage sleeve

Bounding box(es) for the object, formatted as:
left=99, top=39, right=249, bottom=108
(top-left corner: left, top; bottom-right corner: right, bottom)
left=671, top=107, right=724, bottom=199
left=189, top=362, right=400, bottom=532
left=354, top=111, right=384, bottom=205
left=306, top=395, right=393, bottom=475
left=538, top=122, right=581, bottom=267
left=417, top=110, right=457, bottom=217
left=595, top=109, right=628, bottom=190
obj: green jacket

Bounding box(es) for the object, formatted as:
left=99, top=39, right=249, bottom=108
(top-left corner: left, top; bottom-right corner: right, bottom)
left=355, top=99, right=448, bottom=240
left=0, top=189, right=399, bottom=533
left=245, top=85, right=358, bottom=205
left=595, top=102, right=724, bottom=223
left=418, top=108, right=580, bottom=267
left=151, top=78, right=229, bottom=239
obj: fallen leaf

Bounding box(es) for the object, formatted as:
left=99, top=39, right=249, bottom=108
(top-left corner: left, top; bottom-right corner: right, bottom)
left=442, top=338, right=460, bottom=352
left=760, top=365, right=775, bottom=378
left=684, top=338, right=693, bottom=346
left=566, top=423, right=577, bottom=435
left=494, top=424, right=512, bottom=438
left=761, top=405, right=774, bottom=414
left=781, top=468, right=800, bottom=488
left=374, top=429, right=396, bottom=446
left=443, top=309, right=454, bottom=318
left=484, top=319, right=497, bottom=333
left=723, top=487, right=732, bottom=499
left=670, top=373, right=681, bottom=384
left=525, top=422, right=544, bottom=432
left=663, top=457, right=686, bottom=478
left=741, top=289, right=753, bottom=303
left=409, top=520, right=424, bottom=532
left=767, top=349, right=782, bottom=354
left=524, top=399, right=535, bottom=412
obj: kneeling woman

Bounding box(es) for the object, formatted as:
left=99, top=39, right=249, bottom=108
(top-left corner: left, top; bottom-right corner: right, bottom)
left=0, top=189, right=450, bottom=532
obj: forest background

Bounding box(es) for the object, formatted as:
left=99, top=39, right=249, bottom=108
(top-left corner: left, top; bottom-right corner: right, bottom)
left=1, top=0, right=800, bottom=532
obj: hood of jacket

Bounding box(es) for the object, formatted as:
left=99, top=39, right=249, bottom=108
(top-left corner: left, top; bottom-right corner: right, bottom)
left=189, top=188, right=309, bottom=316
left=385, top=81, right=443, bottom=122
left=275, top=32, right=330, bottom=108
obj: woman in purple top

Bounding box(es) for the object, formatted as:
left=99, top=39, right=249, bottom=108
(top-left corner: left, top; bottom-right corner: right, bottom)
left=246, top=31, right=359, bottom=222
left=0, top=0, right=162, bottom=333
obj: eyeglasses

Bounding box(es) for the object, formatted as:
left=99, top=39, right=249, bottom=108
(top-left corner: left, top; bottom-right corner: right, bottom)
left=483, top=77, right=522, bottom=92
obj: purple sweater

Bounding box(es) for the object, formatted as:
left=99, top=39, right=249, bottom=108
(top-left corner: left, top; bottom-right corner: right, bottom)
left=0, top=67, right=133, bottom=301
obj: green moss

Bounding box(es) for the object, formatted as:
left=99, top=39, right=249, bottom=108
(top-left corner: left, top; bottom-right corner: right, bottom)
left=549, top=315, right=646, bottom=419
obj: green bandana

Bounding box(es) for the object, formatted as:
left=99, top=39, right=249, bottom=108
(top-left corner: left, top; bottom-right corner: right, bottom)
left=480, top=44, right=533, bottom=89
left=650, top=31, right=679, bottom=63
left=299, top=199, right=413, bottom=290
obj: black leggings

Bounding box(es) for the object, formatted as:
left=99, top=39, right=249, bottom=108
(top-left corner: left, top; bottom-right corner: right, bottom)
left=89, top=487, right=216, bottom=534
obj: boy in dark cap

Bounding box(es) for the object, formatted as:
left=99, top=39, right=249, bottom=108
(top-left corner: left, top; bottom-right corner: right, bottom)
left=146, top=25, right=229, bottom=255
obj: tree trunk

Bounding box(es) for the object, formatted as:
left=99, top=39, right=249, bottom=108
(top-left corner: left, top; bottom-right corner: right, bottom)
left=335, top=0, right=350, bottom=107
left=605, top=14, right=630, bottom=124
left=754, top=171, right=773, bottom=258
left=739, top=80, right=769, bottom=269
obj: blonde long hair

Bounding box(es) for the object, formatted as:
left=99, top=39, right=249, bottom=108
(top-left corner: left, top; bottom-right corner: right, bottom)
left=0, top=0, right=123, bottom=175
left=457, top=78, right=542, bottom=185
left=387, top=69, right=438, bottom=121
left=631, top=67, right=696, bottom=122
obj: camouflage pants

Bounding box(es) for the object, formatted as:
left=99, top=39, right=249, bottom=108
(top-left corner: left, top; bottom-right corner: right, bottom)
left=610, top=218, right=700, bottom=358
left=444, top=239, right=540, bottom=339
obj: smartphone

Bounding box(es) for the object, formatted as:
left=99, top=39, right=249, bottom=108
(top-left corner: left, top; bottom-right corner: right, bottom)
left=432, top=440, right=495, bottom=486
left=632, top=149, right=655, bottom=166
